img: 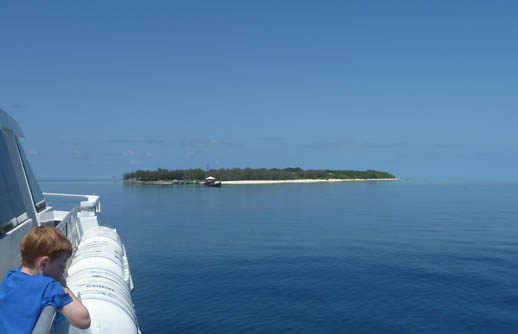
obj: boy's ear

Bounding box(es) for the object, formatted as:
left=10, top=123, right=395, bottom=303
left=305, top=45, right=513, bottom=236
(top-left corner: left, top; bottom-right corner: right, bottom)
left=38, top=256, right=50, bottom=271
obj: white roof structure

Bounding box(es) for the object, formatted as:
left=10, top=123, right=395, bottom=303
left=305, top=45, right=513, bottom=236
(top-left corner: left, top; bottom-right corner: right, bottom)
left=206, top=176, right=215, bottom=180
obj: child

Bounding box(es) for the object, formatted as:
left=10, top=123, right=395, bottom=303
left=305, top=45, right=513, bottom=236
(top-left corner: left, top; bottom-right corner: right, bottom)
left=0, top=226, right=91, bottom=333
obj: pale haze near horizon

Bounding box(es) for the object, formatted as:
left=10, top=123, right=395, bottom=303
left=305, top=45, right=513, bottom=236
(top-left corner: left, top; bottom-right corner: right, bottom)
left=1, top=1, right=517, bottom=181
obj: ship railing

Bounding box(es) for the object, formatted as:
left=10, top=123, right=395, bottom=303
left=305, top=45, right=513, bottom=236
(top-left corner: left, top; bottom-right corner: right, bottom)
left=42, top=193, right=101, bottom=249
left=32, top=305, right=56, bottom=334
left=33, top=194, right=99, bottom=333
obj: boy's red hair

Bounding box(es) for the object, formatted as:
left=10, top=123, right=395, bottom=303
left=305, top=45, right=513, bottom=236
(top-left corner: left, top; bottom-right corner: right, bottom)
left=20, top=226, right=73, bottom=267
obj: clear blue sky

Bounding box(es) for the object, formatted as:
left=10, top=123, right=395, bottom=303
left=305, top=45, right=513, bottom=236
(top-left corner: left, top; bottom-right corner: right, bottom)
left=1, top=1, right=517, bottom=180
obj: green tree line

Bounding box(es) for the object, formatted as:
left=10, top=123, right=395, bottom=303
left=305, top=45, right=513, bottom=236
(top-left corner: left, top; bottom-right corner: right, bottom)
left=123, top=168, right=395, bottom=181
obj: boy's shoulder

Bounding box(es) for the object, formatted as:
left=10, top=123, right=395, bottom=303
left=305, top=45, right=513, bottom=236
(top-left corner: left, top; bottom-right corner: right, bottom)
left=1, top=267, right=70, bottom=307
left=2, top=267, right=58, bottom=290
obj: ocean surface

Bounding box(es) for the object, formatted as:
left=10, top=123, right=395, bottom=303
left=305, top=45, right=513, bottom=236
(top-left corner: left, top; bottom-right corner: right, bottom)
left=41, top=180, right=518, bottom=333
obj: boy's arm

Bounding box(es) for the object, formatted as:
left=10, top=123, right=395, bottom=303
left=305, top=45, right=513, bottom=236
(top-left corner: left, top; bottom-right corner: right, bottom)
left=59, top=277, right=91, bottom=330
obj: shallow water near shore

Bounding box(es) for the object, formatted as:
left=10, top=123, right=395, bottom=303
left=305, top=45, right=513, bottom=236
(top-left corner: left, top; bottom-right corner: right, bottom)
left=41, top=179, right=518, bottom=333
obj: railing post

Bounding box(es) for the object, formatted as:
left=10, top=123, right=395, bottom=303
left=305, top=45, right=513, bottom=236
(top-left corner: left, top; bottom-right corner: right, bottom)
left=32, top=305, right=56, bottom=334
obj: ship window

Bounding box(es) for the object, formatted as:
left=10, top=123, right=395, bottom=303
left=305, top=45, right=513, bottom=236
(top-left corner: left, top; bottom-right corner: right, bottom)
left=0, top=130, right=27, bottom=235
left=16, top=138, right=46, bottom=212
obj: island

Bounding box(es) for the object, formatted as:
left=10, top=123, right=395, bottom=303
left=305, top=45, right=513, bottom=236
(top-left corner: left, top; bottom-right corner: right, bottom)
left=123, top=168, right=398, bottom=185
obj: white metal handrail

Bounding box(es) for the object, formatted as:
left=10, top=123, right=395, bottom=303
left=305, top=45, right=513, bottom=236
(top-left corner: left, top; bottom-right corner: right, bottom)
left=35, top=194, right=101, bottom=333
left=32, top=305, right=56, bottom=334
left=43, top=193, right=101, bottom=213
left=42, top=193, right=101, bottom=249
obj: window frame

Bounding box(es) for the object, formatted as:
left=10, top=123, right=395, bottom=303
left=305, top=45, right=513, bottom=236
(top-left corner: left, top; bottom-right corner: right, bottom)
left=0, top=129, right=29, bottom=236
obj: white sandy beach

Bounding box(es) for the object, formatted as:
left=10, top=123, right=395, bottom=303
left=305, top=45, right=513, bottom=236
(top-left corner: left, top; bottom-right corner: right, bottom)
left=221, top=178, right=399, bottom=185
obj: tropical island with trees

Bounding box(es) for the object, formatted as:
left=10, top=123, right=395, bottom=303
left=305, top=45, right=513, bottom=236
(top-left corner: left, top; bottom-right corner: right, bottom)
left=123, top=168, right=397, bottom=185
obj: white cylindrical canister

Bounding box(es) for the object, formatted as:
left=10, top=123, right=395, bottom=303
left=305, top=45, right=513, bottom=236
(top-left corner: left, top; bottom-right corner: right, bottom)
left=66, top=226, right=138, bottom=333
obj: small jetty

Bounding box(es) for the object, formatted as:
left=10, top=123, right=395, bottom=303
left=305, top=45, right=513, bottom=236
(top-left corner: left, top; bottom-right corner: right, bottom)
left=123, top=177, right=222, bottom=186
left=171, top=180, right=194, bottom=185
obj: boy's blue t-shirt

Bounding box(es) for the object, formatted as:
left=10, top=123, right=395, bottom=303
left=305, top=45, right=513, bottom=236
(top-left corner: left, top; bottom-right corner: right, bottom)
left=0, top=268, right=73, bottom=334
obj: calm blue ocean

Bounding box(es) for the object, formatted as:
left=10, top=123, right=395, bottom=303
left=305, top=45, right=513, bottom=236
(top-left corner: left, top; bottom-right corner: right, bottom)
left=41, top=180, right=518, bottom=333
